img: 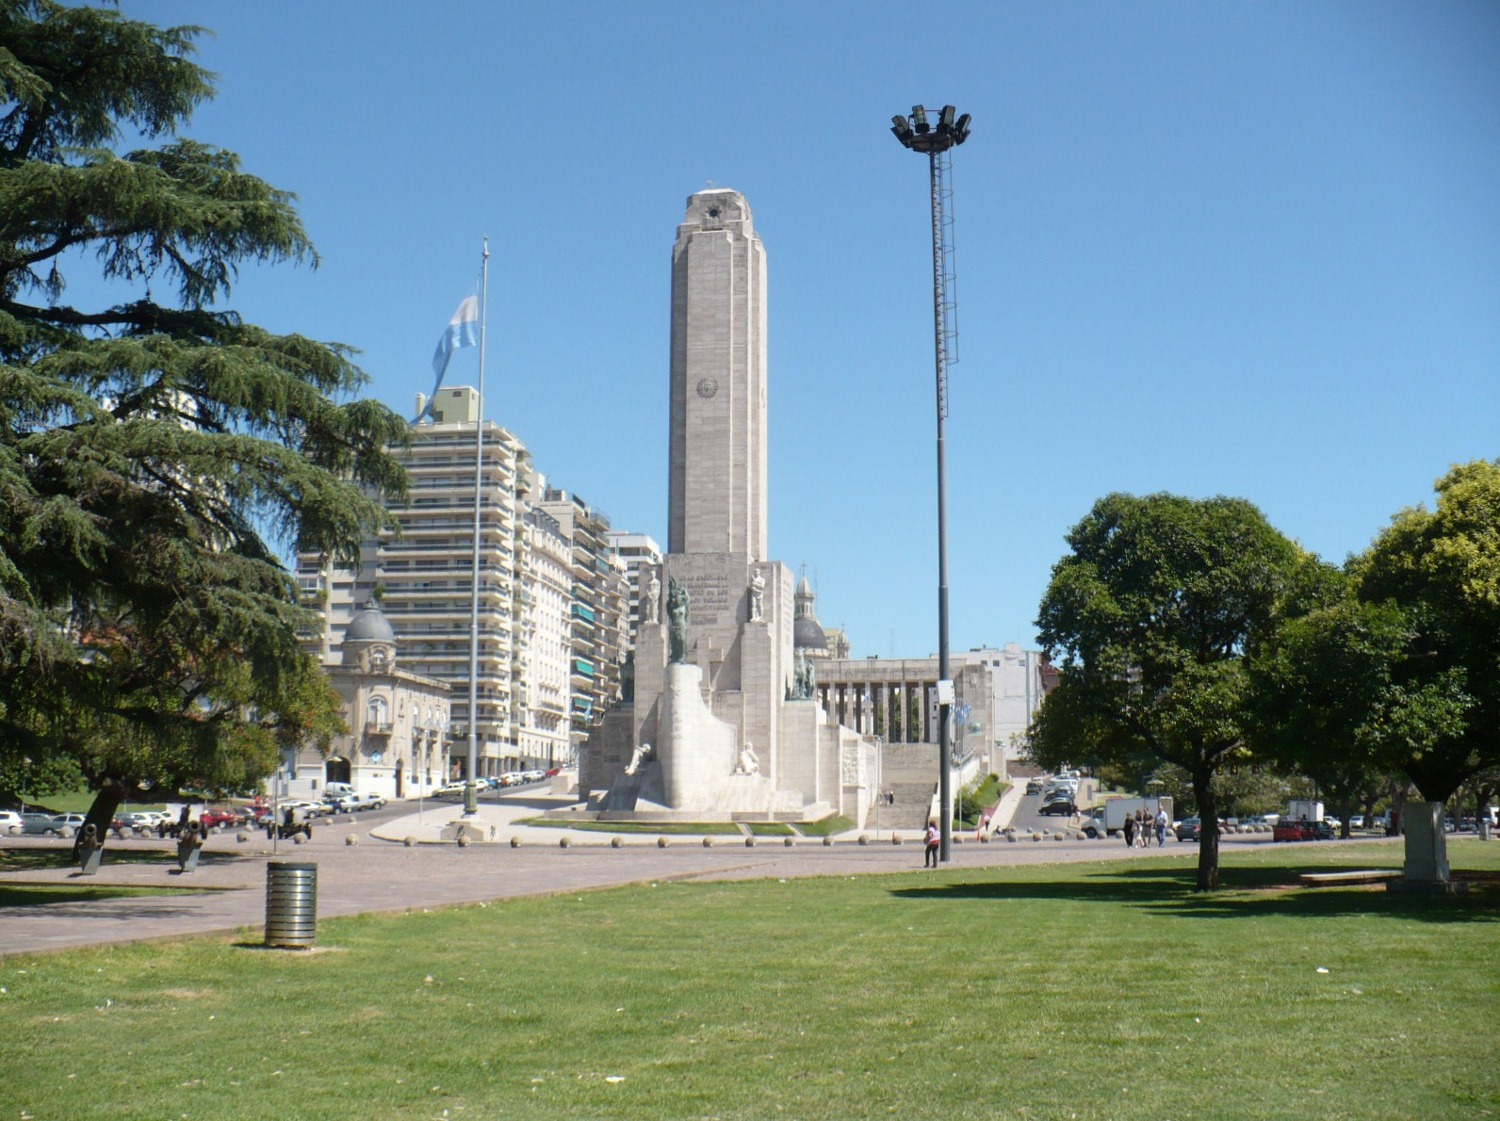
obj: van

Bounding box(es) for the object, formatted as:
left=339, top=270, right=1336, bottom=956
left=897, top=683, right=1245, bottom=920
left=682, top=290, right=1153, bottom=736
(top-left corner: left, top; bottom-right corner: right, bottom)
left=323, top=782, right=355, bottom=798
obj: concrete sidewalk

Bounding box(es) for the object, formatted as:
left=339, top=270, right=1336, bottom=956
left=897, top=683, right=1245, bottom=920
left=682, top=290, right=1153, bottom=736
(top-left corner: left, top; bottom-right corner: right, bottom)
left=0, top=804, right=1192, bottom=958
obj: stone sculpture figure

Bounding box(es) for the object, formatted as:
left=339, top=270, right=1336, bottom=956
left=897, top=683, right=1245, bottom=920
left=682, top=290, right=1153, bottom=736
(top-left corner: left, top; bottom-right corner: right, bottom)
left=644, top=569, right=661, bottom=624
left=735, top=741, right=761, bottom=776
left=748, top=566, right=765, bottom=622
left=625, top=742, right=654, bottom=776
left=790, top=649, right=815, bottom=700
left=667, top=578, right=689, bottom=664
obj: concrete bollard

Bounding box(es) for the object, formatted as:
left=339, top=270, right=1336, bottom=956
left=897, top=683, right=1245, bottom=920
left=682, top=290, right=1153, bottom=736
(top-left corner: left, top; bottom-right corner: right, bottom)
left=858, top=834, right=869, bottom=846
left=702, top=836, right=713, bottom=847
left=236, top=831, right=251, bottom=844
left=403, top=836, right=417, bottom=847
left=784, top=836, right=795, bottom=847
left=611, top=836, right=623, bottom=848
left=1006, top=830, right=1017, bottom=842
left=559, top=835, right=570, bottom=848
left=657, top=836, right=669, bottom=848
left=823, top=835, right=833, bottom=846
left=344, top=833, right=358, bottom=846
left=456, top=833, right=470, bottom=847
left=745, top=835, right=755, bottom=847
left=891, top=834, right=903, bottom=845
left=509, top=835, right=521, bottom=848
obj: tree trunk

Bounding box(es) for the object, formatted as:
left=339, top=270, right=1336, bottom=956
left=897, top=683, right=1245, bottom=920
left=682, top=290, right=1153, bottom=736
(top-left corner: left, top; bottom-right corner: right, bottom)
left=73, top=777, right=129, bottom=861
left=1337, top=791, right=1354, bottom=840
left=1192, top=767, right=1220, bottom=892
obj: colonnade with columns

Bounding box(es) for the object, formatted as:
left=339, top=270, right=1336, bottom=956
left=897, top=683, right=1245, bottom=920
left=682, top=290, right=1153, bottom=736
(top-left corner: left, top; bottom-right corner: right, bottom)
left=813, top=675, right=942, bottom=745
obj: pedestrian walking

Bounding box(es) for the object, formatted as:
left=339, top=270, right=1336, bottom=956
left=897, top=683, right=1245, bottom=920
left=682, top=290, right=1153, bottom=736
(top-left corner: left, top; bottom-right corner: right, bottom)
left=1123, top=814, right=1137, bottom=848
left=1155, top=805, right=1169, bottom=847
left=924, top=820, right=941, bottom=868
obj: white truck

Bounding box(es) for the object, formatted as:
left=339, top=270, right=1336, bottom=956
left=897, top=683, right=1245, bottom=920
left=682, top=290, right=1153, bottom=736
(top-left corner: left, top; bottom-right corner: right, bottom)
left=1084, top=796, right=1172, bottom=839
left=1286, top=800, right=1324, bottom=822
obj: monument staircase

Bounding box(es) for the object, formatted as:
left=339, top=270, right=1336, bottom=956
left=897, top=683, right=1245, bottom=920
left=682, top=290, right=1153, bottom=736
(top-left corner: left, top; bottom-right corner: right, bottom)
left=878, top=778, right=939, bottom=832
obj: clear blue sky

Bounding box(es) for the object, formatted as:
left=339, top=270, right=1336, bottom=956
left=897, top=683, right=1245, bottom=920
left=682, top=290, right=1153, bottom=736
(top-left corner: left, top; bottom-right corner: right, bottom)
left=122, top=1, right=1499, bottom=658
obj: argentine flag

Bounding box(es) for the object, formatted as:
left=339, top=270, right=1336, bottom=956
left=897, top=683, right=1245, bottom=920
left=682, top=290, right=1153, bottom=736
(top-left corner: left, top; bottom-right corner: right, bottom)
left=432, top=289, right=480, bottom=378
left=416, top=284, right=481, bottom=422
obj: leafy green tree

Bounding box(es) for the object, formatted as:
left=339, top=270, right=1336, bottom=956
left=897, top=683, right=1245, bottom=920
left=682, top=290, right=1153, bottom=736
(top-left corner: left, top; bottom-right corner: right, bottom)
left=1349, top=461, right=1500, bottom=875
left=1248, top=566, right=1413, bottom=837
left=1031, top=492, right=1305, bottom=890
left=0, top=2, right=407, bottom=840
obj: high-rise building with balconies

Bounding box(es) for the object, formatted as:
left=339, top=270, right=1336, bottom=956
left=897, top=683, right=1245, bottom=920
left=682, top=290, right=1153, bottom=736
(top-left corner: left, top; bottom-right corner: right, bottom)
left=535, top=485, right=627, bottom=762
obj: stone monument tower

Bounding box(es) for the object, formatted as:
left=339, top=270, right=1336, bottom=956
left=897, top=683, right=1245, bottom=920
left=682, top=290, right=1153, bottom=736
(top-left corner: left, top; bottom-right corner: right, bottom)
left=669, top=188, right=768, bottom=562
left=578, top=189, right=876, bottom=825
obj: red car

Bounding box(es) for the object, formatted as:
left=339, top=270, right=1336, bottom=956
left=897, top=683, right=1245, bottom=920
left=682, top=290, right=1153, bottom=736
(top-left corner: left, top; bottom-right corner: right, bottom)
left=1274, top=820, right=1318, bottom=842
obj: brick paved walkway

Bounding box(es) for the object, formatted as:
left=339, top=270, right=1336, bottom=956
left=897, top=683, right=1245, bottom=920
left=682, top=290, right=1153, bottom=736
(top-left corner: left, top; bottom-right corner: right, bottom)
left=0, top=807, right=1200, bottom=958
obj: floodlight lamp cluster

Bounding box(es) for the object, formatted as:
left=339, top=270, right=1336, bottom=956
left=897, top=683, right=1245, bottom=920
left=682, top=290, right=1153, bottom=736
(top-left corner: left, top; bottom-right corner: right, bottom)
left=890, top=104, right=971, bottom=153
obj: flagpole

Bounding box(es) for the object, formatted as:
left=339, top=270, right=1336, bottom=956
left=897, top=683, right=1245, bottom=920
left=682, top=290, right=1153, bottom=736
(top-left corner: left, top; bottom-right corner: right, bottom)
left=463, top=238, right=490, bottom=817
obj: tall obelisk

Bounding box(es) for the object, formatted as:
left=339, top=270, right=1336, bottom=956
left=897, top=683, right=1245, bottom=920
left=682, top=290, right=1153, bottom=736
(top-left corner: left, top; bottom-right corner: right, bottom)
left=668, top=189, right=768, bottom=562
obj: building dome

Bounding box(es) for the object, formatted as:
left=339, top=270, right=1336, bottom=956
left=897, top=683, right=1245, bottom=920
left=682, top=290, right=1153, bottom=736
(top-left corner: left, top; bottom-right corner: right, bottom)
left=342, top=599, right=398, bottom=672
left=792, top=575, right=829, bottom=656
left=346, top=601, right=397, bottom=644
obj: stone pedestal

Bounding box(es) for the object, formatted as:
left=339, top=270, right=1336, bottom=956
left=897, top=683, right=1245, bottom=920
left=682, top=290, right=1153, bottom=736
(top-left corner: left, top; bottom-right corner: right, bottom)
left=1402, top=801, right=1450, bottom=883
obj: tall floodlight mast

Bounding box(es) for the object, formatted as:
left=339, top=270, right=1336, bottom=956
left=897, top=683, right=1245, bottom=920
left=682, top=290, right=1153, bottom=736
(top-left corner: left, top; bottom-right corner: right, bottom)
left=891, top=104, right=971, bottom=863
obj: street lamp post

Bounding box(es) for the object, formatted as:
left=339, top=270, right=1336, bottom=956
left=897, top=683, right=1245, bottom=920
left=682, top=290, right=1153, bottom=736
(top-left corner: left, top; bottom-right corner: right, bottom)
left=891, top=104, right=971, bottom=863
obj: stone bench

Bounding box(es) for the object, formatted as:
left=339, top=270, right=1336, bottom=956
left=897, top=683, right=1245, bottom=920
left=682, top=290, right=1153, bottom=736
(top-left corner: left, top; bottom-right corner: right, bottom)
left=1298, top=869, right=1402, bottom=888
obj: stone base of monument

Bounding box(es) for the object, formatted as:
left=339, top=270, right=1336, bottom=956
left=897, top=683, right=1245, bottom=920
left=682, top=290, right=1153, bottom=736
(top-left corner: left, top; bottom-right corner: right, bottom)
left=441, top=821, right=487, bottom=844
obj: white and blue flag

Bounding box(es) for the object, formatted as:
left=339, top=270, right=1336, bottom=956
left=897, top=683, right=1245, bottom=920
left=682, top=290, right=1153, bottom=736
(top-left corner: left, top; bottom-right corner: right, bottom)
left=416, top=284, right=480, bottom=421
left=432, top=289, right=480, bottom=378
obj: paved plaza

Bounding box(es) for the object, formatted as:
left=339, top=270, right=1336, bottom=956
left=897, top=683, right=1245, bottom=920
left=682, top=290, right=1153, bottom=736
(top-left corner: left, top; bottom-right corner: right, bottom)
left=0, top=789, right=1207, bottom=958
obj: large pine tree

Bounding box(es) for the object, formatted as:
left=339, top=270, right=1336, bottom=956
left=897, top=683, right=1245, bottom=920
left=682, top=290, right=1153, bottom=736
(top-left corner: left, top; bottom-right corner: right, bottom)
left=0, top=1, right=408, bottom=834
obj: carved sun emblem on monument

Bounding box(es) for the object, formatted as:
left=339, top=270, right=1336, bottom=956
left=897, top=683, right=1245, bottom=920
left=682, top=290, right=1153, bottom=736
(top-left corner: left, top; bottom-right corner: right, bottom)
left=696, top=376, right=719, bottom=399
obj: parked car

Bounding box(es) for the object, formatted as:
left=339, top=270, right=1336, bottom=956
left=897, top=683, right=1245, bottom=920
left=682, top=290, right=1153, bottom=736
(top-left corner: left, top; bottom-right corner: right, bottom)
left=0, top=810, right=23, bottom=834
left=21, top=811, right=56, bottom=834
left=1274, top=819, right=1319, bottom=842
left=117, top=811, right=161, bottom=832
left=199, top=807, right=239, bottom=830
left=326, top=792, right=387, bottom=812
left=1025, top=779, right=1044, bottom=796
left=44, top=812, right=87, bottom=835
left=434, top=781, right=468, bottom=798
left=1039, top=795, right=1076, bottom=816
left=1175, top=816, right=1203, bottom=842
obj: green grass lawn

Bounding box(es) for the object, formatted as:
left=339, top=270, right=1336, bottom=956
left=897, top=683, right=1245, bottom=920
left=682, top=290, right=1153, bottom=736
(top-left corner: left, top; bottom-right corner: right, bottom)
left=3, top=841, right=1497, bottom=1120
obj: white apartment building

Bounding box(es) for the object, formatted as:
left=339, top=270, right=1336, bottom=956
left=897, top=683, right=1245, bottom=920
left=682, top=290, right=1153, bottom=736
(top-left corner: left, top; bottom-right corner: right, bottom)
left=297, top=386, right=530, bottom=780
left=605, top=531, right=663, bottom=654
left=516, top=506, right=572, bottom=767
left=535, top=485, right=627, bottom=762
left=953, top=644, right=1047, bottom=773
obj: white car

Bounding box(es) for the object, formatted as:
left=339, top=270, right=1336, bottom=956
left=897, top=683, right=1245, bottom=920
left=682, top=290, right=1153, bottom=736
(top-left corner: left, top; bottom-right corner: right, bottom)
left=0, top=810, right=22, bottom=834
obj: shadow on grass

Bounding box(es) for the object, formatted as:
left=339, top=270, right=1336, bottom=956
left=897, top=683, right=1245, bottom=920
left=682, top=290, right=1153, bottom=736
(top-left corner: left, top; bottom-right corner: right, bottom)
left=890, top=864, right=1500, bottom=925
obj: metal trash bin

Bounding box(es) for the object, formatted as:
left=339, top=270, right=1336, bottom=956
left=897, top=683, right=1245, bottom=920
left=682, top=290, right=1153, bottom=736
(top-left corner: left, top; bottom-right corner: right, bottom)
left=264, top=861, right=318, bottom=948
